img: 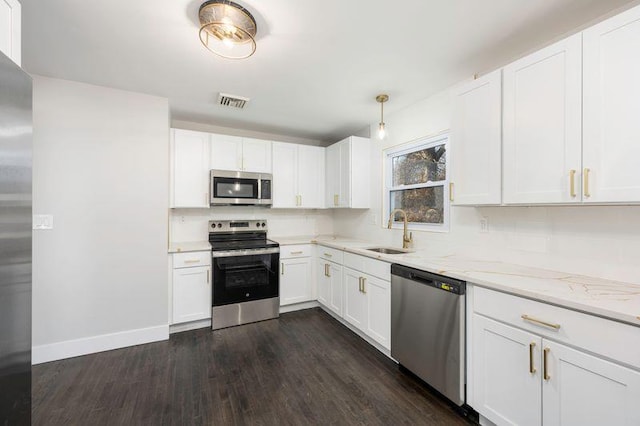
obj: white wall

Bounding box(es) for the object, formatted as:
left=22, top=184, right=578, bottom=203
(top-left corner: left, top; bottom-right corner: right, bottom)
left=334, top=88, right=640, bottom=284
left=32, top=76, right=170, bottom=363
left=172, top=119, right=327, bottom=147
left=171, top=207, right=334, bottom=242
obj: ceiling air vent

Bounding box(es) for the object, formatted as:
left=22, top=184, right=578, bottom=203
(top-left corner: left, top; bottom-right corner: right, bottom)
left=218, top=93, right=250, bottom=109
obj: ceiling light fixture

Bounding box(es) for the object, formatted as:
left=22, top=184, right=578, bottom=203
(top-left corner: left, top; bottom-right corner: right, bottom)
left=376, top=94, right=389, bottom=140
left=199, top=0, right=257, bottom=60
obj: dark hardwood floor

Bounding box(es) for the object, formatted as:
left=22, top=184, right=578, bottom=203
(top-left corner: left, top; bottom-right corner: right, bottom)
left=33, top=308, right=473, bottom=425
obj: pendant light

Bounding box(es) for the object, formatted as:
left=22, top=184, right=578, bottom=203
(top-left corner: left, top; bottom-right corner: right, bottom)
left=199, top=1, right=257, bottom=59
left=376, top=94, right=389, bottom=139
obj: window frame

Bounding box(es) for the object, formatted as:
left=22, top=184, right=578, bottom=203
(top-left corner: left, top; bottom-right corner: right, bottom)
left=383, top=133, right=450, bottom=233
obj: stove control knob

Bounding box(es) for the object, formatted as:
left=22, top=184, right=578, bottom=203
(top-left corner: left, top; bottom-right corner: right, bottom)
left=261, top=222, right=266, bottom=227
left=217, top=223, right=222, bottom=228
left=256, top=223, right=260, bottom=227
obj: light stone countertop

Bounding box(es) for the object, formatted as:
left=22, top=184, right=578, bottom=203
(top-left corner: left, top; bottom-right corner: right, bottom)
left=168, top=241, right=211, bottom=253
left=274, top=235, right=640, bottom=327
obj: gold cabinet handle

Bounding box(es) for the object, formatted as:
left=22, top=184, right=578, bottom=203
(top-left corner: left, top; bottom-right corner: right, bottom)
left=290, top=251, right=303, bottom=255
left=543, top=347, right=551, bottom=381
left=529, top=342, right=536, bottom=374
left=326, top=264, right=331, bottom=278
left=449, top=182, right=454, bottom=202
left=281, top=263, right=284, bottom=275
left=299, top=195, right=302, bottom=206
left=569, top=170, right=576, bottom=198
left=362, top=277, right=366, bottom=294
left=184, top=259, right=201, bottom=264
left=521, top=314, right=560, bottom=330
left=324, top=253, right=332, bottom=258
left=358, top=277, right=363, bottom=292
left=584, top=168, right=591, bottom=198
left=334, top=194, right=339, bottom=206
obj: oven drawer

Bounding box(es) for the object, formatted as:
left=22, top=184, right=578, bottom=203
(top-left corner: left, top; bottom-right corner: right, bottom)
left=173, top=251, right=211, bottom=268
left=280, top=244, right=312, bottom=259
left=318, top=246, right=343, bottom=264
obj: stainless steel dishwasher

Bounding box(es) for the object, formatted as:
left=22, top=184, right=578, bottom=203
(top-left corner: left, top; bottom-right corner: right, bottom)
left=391, top=264, right=466, bottom=406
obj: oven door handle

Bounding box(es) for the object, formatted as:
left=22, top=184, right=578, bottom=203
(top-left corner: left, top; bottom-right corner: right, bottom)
left=212, top=247, right=280, bottom=258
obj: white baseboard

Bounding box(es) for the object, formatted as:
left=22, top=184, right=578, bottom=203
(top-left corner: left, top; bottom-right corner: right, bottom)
left=170, top=318, right=211, bottom=334
left=279, top=301, right=319, bottom=314
left=32, top=324, right=169, bottom=365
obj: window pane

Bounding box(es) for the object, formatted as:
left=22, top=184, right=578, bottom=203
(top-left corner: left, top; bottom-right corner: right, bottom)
left=392, top=144, right=446, bottom=186
left=390, top=186, right=444, bottom=224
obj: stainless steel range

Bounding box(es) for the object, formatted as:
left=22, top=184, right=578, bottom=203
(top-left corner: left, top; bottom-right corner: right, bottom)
left=209, top=220, right=280, bottom=330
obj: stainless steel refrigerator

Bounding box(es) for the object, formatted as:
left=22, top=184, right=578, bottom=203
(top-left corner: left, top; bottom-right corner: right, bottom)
left=0, top=51, right=32, bottom=424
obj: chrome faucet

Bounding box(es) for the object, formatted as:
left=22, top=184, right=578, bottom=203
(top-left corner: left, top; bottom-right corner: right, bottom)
left=387, top=209, right=413, bottom=249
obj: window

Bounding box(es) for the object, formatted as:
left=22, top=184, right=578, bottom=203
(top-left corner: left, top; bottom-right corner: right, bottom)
left=384, top=134, right=450, bottom=232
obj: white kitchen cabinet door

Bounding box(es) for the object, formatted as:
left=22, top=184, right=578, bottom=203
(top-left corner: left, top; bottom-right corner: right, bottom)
left=280, top=257, right=312, bottom=306
left=242, top=138, right=272, bottom=173
left=473, top=314, right=542, bottom=426
left=210, top=133, right=242, bottom=171
left=503, top=34, right=582, bottom=204
left=583, top=5, right=640, bottom=203
left=297, top=145, right=325, bottom=208
left=171, top=129, right=210, bottom=208
left=328, top=263, right=343, bottom=316
left=325, top=143, right=340, bottom=207
left=364, top=275, right=390, bottom=350
left=325, top=137, right=370, bottom=208
left=272, top=142, right=298, bottom=208
left=338, top=140, right=351, bottom=208
left=451, top=70, right=502, bottom=205
left=0, top=0, right=21, bottom=66
left=542, top=340, right=640, bottom=426
left=343, top=267, right=366, bottom=331
left=172, top=266, right=211, bottom=324
left=317, top=259, right=330, bottom=307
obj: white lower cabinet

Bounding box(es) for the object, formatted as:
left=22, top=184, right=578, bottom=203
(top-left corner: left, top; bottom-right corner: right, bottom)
left=343, top=267, right=367, bottom=329
left=172, top=252, right=211, bottom=324
left=473, top=314, right=542, bottom=426
left=280, top=257, right=313, bottom=306
left=471, top=287, right=640, bottom=426
left=341, top=253, right=391, bottom=350
left=542, top=340, right=640, bottom=426
left=280, top=244, right=314, bottom=306
left=317, top=258, right=342, bottom=316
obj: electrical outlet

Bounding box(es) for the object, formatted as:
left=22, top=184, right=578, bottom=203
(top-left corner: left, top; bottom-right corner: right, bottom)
left=180, top=215, right=186, bottom=224
left=480, top=217, right=489, bottom=233
left=33, top=214, right=54, bottom=230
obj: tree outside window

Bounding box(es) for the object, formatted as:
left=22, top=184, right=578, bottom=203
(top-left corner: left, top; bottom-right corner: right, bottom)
left=384, top=134, right=450, bottom=231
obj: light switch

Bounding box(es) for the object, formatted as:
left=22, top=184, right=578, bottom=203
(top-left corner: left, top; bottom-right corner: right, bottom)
left=33, top=215, right=54, bottom=230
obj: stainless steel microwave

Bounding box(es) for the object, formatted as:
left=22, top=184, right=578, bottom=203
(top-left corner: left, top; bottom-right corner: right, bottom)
left=210, top=170, right=272, bottom=206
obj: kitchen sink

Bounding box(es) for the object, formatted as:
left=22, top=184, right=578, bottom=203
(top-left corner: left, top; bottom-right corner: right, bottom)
left=365, top=247, right=411, bottom=255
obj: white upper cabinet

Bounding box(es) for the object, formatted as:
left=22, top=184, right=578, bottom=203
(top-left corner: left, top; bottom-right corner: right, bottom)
left=451, top=70, right=502, bottom=205
left=171, top=129, right=210, bottom=208
left=209, top=134, right=242, bottom=171
left=503, top=34, right=583, bottom=204
left=242, top=137, right=272, bottom=173
left=0, top=0, right=21, bottom=66
left=272, top=142, right=324, bottom=209
left=325, top=136, right=370, bottom=208
left=272, top=142, right=298, bottom=208
left=583, top=5, right=640, bottom=203
left=210, top=134, right=272, bottom=173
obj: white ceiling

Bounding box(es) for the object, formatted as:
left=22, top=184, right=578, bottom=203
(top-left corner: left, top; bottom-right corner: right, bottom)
left=21, top=0, right=636, bottom=143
